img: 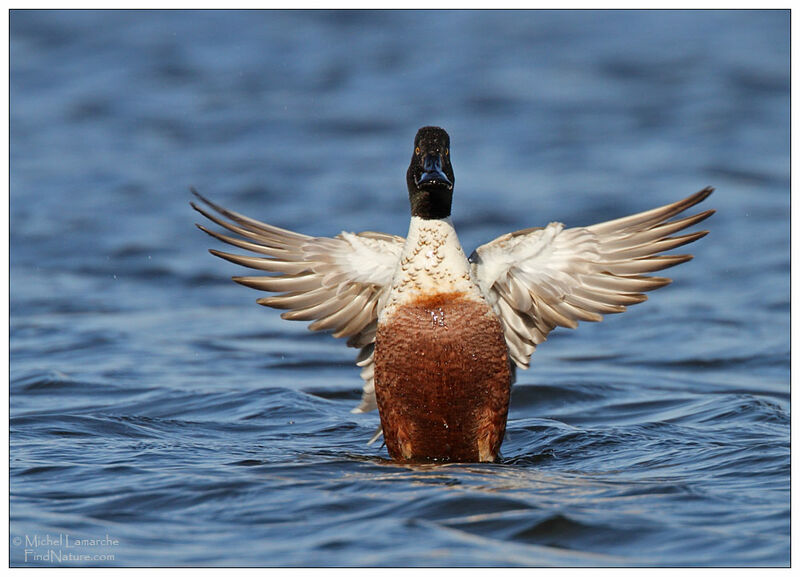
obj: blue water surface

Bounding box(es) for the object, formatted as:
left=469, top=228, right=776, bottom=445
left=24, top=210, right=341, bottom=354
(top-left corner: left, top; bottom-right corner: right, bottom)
left=10, top=10, right=789, bottom=567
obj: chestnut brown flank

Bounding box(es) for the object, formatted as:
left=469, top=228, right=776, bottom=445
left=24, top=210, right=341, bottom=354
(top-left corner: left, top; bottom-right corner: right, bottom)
left=374, top=292, right=512, bottom=462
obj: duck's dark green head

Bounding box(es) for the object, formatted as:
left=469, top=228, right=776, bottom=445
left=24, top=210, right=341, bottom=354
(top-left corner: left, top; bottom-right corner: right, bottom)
left=407, top=126, right=454, bottom=219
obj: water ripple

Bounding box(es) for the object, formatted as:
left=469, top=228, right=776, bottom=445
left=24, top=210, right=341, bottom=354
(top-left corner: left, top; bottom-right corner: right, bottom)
left=10, top=9, right=788, bottom=567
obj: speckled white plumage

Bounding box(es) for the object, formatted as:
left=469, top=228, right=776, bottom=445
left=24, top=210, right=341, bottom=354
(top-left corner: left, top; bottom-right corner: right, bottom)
left=380, top=216, right=485, bottom=320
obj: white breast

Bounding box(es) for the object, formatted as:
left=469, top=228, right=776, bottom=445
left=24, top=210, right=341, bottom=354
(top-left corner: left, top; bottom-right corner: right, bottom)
left=380, top=216, right=485, bottom=319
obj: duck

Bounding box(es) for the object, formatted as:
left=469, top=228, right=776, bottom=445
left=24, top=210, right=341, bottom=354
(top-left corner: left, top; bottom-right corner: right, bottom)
left=192, top=125, right=714, bottom=463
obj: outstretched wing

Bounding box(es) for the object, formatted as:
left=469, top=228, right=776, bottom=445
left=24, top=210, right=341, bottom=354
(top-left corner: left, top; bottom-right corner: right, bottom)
left=470, top=187, right=714, bottom=369
left=191, top=189, right=404, bottom=413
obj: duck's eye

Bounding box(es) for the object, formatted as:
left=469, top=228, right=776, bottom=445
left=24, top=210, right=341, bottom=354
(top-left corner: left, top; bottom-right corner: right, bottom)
left=415, top=146, right=420, bottom=155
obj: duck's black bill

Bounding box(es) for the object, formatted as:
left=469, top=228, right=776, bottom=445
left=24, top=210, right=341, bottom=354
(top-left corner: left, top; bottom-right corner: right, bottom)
left=417, top=154, right=452, bottom=190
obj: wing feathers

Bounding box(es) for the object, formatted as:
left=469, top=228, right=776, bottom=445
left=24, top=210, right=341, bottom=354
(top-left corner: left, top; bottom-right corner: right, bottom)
left=603, top=209, right=714, bottom=248
left=234, top=274, right=321, bottom=292
left=583, top=274, right=671, bottom=293
left=333, top=296, right=377, bottom=338
left=208, top=249, right=310, bottom=274
left=279, top=290, right=353, bottom=321
left=192, top=189, right=404, bottom=415
left=472, top=188, right=713, bottom=369
left=193, top=202, right=302, bottom=251
left=605, top=254, right=694, bottom=274
left=308, top=287, right=369, bottom=332
left=198, top=225, right=294, bottom=257
left=191, top=188, right=310, bottom=242
left=573, top=286, right=647, bottom=306
left=537, top=298, right=579, bottom=329
left=605, top=231, right=709, bottom=260
left=586, top=186, right=713, bottom=235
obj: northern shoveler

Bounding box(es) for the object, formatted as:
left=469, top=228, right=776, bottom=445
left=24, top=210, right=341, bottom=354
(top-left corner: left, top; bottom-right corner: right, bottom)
left=192, top=126, right=714, bottom=463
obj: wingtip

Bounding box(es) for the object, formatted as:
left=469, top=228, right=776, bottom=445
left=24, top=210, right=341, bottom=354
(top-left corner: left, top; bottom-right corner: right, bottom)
left=190, top=194, right=213, bottom=218
left=207, top=248, right=224, bottom=258
left=196, top=223, right=222, bottom=240
left=695, top=186, right=714, bottom=204
left=648, top=254, right=694, bottom=271
left=685, top=186, right=714, bottom=208
left=189, top=187, right=221, bottom=212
